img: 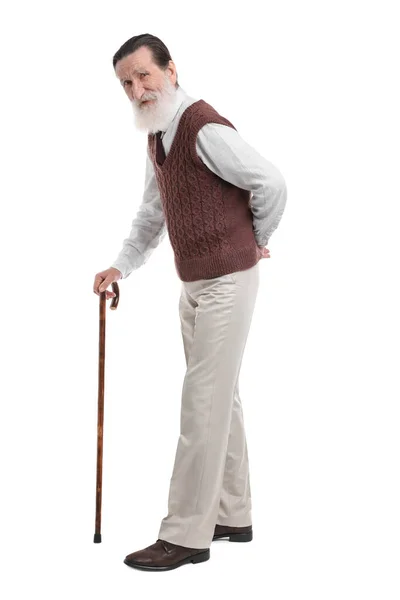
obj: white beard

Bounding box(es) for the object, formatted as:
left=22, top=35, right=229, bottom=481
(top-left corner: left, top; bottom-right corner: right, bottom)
left=131, top=76, right=180, bottom=134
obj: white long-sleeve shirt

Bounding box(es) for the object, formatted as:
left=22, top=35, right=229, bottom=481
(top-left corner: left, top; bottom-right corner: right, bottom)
left=111, top=87, right=287, bottom=279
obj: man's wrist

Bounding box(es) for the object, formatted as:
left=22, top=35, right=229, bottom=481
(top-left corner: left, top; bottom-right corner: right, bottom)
left=110, top=266, right=123, bottom=280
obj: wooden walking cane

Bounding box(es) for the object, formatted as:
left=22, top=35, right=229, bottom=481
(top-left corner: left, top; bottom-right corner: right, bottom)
left=94, top=281, right=120, bottom=543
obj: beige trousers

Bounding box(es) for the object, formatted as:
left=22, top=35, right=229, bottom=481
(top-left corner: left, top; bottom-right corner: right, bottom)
left=158, top=261, right=260, bottom=549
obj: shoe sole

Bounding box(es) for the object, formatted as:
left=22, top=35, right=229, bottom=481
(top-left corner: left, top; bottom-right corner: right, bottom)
left=123, top=549, right=210, bottom=571
left=212, top=530, right=253, bottom=542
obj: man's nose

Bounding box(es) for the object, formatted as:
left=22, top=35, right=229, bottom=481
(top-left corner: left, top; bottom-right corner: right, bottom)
left=131, top=80, right=145, bottom=101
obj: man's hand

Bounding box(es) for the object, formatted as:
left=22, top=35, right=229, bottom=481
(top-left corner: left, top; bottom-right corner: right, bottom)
left=257, top=246, right=270, bottom=259
left=93, top=267, right=122, bottom=299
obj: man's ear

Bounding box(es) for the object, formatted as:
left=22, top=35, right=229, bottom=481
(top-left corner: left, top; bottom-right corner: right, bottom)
left=168, top=60, right=178, bottom=85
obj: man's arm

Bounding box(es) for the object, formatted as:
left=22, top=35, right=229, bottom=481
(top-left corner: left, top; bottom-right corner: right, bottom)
left=196, top=123, right=287, bottom=247
left=110, top=151, right=167, bottom=279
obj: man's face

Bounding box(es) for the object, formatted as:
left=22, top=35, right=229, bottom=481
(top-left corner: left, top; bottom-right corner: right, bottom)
left=115, top=45, right=179, bottom=133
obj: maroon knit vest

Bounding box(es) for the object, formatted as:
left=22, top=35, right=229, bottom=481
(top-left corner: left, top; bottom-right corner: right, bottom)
left=148, top=99, right=260, bottom=282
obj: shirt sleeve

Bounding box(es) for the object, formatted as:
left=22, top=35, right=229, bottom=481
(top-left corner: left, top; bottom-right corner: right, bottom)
left=196, top=123, right=287, bottom=247
left=110, top=150, right=167, bottom=279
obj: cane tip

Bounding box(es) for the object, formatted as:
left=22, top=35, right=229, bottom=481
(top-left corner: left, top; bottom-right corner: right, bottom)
left=93, top=533, right=102, bottom=543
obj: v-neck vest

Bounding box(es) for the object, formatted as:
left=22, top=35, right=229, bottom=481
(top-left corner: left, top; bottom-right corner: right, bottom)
left=147, top=99, right=260, bottom=281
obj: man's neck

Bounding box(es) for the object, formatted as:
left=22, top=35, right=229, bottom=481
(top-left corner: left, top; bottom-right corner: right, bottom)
left=159, top=86, right=187, bottom=134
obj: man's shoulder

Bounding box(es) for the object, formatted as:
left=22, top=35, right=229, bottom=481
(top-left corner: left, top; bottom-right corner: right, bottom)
left=182, top=99, right=235, bottom=131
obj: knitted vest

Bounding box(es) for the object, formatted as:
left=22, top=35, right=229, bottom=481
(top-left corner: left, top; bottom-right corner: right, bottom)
left=147, top=99, right=260, bottom=282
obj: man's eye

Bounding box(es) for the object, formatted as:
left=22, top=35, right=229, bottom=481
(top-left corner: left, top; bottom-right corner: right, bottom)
left=140, top=73, right=148, bottom=78
left=123, top=81, right=131, bottom=87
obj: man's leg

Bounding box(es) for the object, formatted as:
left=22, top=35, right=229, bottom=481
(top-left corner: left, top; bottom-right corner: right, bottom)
left=216, top=379, right=252, bottom=528
left=177, top=280, right=253, bottom=529
left=158, top=263, right=259, bottom=549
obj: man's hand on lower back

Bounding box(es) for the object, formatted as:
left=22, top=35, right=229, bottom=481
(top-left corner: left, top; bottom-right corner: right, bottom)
left=257, top=246, right=270, bottom=259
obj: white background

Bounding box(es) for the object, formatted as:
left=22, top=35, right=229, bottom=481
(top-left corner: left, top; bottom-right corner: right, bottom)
left=1, top=1, right=399, bottom=598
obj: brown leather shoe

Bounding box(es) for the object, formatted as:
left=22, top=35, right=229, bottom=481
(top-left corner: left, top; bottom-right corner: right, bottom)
left=212, top=524, right=253, bottom=542
left=124, top=539, right=210, bottom=571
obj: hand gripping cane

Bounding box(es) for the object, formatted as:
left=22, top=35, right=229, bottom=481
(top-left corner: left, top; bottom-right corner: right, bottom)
left=94, top=281, right=120, bottom=543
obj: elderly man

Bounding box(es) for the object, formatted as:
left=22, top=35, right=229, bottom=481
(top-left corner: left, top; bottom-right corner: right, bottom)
left=93, top=33, right=287, bottom=571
